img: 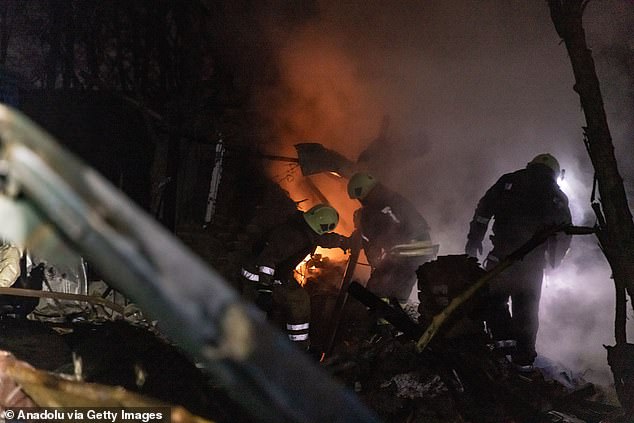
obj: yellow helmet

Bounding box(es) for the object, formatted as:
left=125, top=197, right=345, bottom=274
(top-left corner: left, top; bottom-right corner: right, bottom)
left=347, top=172, right=379, bottom=200
left=528, top=153, right=560, bottom=177
left=303, top=204, right=339, bottom=235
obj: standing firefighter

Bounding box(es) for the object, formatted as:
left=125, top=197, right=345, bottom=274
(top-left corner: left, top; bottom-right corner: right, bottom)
left=348, top=172, right=437, bottom=303
left=465, top=154, right=572, bottom=371
left=240, top=204, right=348, bottom=351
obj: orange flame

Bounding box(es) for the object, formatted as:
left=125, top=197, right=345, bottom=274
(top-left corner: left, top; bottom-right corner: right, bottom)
left=259, top=26, right=386, bottom=284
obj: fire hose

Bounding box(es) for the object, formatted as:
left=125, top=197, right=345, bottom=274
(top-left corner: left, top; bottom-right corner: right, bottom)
left=415, top=224, right=596, bottom=352
left=389, top=239, right=439, bottom=258
left=343, top=225, right=595, bottom=352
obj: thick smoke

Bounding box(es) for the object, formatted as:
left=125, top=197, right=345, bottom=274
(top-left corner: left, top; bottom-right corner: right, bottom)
left=250, top=0, right=634, bottom=385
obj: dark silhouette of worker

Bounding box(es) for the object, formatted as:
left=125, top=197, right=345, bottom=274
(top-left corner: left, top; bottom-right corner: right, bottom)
left=465, top=153, right=572, bottom=371
left=347, top=172, right=437, bottom=303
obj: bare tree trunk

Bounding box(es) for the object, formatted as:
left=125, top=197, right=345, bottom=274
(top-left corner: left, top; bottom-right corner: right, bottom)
left=548, top=0, right=634, bottom=416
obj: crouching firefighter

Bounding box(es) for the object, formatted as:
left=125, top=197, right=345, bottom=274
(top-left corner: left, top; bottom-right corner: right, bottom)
left=240, top=204, right=349, bottom=351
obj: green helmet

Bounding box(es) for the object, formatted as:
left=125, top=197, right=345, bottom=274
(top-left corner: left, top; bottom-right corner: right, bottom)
left=303, top=204, right=339, bottom=235
left=347, top=172, right=379, bottom=200
left=528, top=153, right=560, bottom=177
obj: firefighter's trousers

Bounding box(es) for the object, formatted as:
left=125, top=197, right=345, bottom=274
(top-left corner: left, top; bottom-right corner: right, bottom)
left=485, top=248, right=545, bottom=366
left=271, top=279, right=311, bottom=350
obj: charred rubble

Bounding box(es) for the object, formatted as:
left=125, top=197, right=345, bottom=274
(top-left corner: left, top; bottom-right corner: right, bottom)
left=0, top=140, right=624, bottom=422
left=0, top=3, right=629, bottom=419
left=0, top=247, right=622, bottom=423
left=292, top=253, right=619, bottom=423
left=176, top=159, right=625, bottom=422
left=174, top=134, right=625, bottom=421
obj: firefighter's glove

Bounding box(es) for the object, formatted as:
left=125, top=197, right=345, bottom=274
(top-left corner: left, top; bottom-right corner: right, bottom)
left=465, top=239, right=482, bottom=258
left=338, top=234, right=353, bottom=253
left=319, top=232, right=352, bottom=253
left=467, top=219, right=488, bottom=244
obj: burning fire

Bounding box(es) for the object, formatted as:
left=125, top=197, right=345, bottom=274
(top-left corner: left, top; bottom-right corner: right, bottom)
left=294, top=248, right=349, bottom=287
left=290, top=174, right=356, bottom=287
left=257, top=26, right=385, bottom=288
left=266, top=166, right=358, bottom=287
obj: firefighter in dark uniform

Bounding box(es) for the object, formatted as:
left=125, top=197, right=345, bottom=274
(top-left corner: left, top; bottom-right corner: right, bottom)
left=465, top=153, right=572, bottom=371
left=347, top=172, right=437, bottom=303
left=240, top=204, right=347, bottom=350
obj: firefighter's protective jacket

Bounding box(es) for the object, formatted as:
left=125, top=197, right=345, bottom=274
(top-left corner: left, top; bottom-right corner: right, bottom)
left=466, top=164, right=572, bottom=366
left=240, top=211, right=347, bottom=347
left=244, top=211, right=347, bottom=284
left=356, top=184, right=431, bottom=266
left=467, top=164, right=572, bottom=267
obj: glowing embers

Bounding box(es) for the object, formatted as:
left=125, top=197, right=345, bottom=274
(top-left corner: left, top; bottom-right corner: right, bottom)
left=294, top=247, right=348, bottom=287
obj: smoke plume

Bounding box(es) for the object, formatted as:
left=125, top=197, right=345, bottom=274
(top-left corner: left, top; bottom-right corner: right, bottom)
left=246, top=0, right=634, bottom=385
